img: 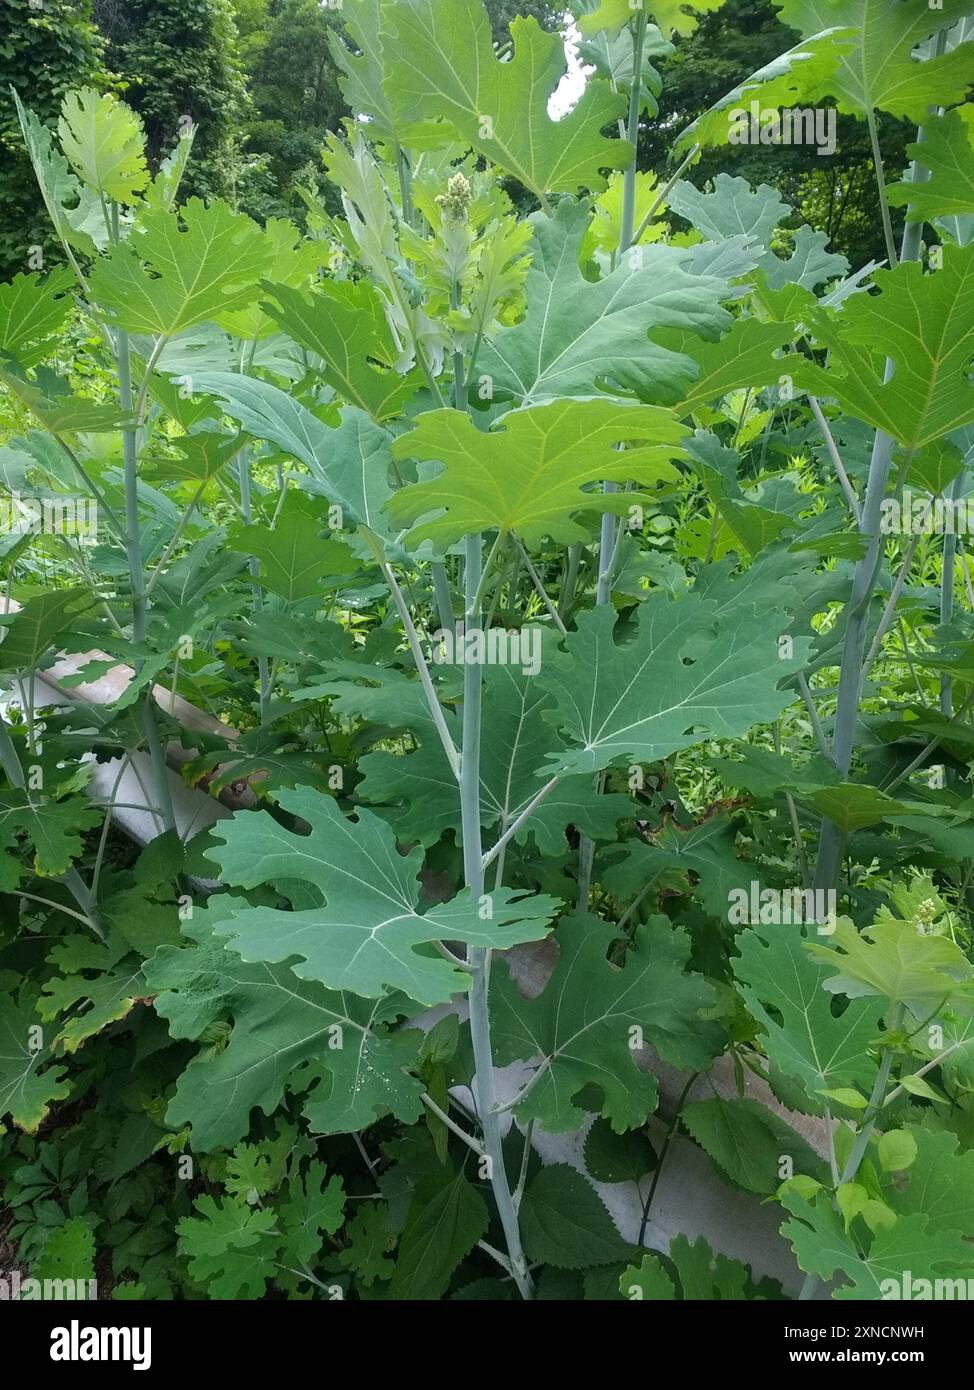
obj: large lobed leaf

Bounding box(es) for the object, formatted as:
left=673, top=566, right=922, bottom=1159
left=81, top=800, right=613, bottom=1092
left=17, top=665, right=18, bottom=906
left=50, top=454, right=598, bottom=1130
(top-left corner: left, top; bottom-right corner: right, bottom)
left=386, top=398, right=685, bottom=549
left=203, top=787, right=561, bottom=1006
left=477, top=199, right=734, bottom=405
left=145, top=901, right=426, bottom=1151
left=492, top=914, right=723, bottom=1133
left=379, top=0, right=632, bottom=199
left=796, top=244, right=974, bottom=450
left=90, top=199, right=273, bottom=338
left=535, top=587, right=810, bottom=777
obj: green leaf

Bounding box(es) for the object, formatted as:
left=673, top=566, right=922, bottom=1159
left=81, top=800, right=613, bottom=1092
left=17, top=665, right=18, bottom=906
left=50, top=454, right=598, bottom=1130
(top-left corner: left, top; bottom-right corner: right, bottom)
left=190, top=376, right=396, bottom=534
left=536, top=588, right=808, bottom=777
left=57, top=88, right=147, bottom=203
left=388, top=400, right=683, bottom=550
left=604, top=815, right=747, bottom=921
left=675, top=28, right=855, bottom=153
left=669, top=172, right=790, bottom=245
left=521, top=1164, right=632, bottom=1268
left=584, top=1118, right=656, bottom=1184
left=13, top=89, right=106, bottom=255
left=819, top=1087, right=869, bottom=1110
left=329, top=0, right=403, bottom=143
left=0, top=268, right=74, bottom=366
left=882, top=1127, right=974, bottom=1234
left=357, top=662, right=633, bottom=851
left=0, top=991, right=71, bottom=1134
left=795, top=245, right=974, bottom=450
left=835, top=1181, right=896, bottom=1236
left=776, top=0, right=974, bottom=122
left=667, top=1234, right=754, bottom=1299
left=0, top=362, right=134, bottom=433
left=227, top=493, right=359, bottom=603
left=0, top=588, right=92, bottom=673
left=713, top=746, right=839, bottom=801
left=493, top=915, right=721, bottom=1133
left=619, top=1252, right=676, bottom=1299
left=145, top=903, right=427, bottom=1150
left=388, top=1168, right=488, bottom=1300
left=780, top=1189, right=974, bottom=1299
left=877, top=1129, right=918, bottom=1174
left=177, top=1195, right=279, bottom=1299
left=682, top=1096, right=826, bottom=1195
left=620, top=1233, right=754, bottom=1299
left=0, top=792, right=102, bottom=879
left=380, top=0, right=631, bottom=200
left=39, top=936, right=146, bottom=1053
left=90, top=199, right=272, bottom=337
left=144, top=130, right=195, bottom=214
left=764, top=225, right=848, bottom=290
left=898, top=1073, right=949, bottom=1103
left=278, top=1161, right=346, bottom=1267
left=578, top=0, right=726, bottom=39
left=34, top=1218, right=96, bottom=1283
left=732, top=924, right=885, bottom=1111
left=804, top=783, right=915, bottom=833
left=205, top=790, right=559, bottom=1007
left=477, top=198, right=733, bottom=405
left=669, top=318, right=797, bottom=418
left=337, top=1203, right=396, bottom=1287
left=261, top=279, right=419, bottom=422
left=887, top=109, right=974, bottom=225
left=805, top=917, right=974, bottom=1014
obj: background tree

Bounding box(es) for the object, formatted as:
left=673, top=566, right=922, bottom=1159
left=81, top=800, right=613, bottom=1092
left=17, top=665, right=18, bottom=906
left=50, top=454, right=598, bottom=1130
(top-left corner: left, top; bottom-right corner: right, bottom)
left=232, top=0, right=346, bottom=222
left=0, top=0, right=105, bottom=277
left=93, top=0, right=245, bottom=202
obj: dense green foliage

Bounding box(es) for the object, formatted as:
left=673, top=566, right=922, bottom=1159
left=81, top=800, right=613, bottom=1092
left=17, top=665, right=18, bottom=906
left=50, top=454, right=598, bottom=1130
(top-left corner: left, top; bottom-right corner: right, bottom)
left=94, top=0, right=245, bottom=201
left=0, top=0, right=103, bottom=277
left=1, top=0, right=973, bottom=1306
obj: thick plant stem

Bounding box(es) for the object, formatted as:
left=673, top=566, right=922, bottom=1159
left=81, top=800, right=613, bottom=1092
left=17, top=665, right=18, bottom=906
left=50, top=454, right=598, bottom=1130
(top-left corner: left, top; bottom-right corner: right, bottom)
left=619, top=9, right=648, bottom=255
left=812, top=74, right=944, bottom=891
left=940, top=468, right=965, bottom=719
left=461, top=532, right=534, bottom=1301
left=432, top=561, right=455, bottom=635
left=237, top=446, right=271, bottom=724
left=578, top=11, right=649, bottom=907
left=116, top=319, right=177, bottom=836
left=813, top=430, right=895, bottom=890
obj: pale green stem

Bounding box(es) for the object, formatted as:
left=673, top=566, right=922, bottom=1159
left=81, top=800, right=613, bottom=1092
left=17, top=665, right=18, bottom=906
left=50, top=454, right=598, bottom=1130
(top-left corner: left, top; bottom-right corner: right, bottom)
left=461, top=530, right=534, bottom=1300
left=113, top=203, right=176, bottom=836
left=940, top=469, right=965, bottom=719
